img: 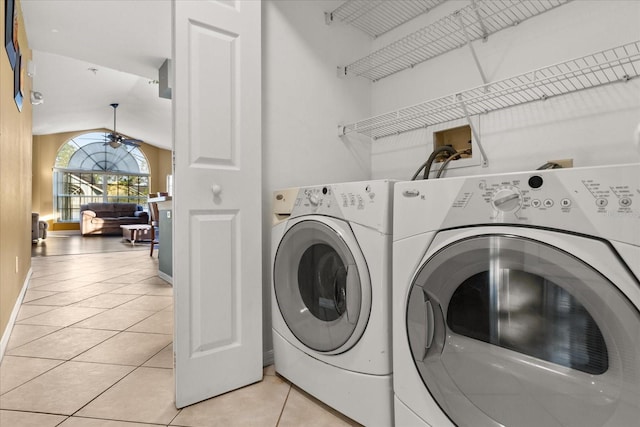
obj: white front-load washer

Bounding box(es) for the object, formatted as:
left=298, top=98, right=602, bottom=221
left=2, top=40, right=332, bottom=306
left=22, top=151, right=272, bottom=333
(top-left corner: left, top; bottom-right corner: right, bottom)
left=392, top=164, right=640, bottom=427
left=272, top=180, right=395, bottom=426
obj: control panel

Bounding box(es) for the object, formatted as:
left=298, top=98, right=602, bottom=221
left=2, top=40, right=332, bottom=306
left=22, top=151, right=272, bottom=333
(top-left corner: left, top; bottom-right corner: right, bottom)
left=294, top=186, right=342, bottom=217
left=465, top=170, right=637, bottom=220
left=293, top=184, right=378, bottom=216
left=394, top=164, right=639, bottom=244
left=288, top=180, right=395, bottom=233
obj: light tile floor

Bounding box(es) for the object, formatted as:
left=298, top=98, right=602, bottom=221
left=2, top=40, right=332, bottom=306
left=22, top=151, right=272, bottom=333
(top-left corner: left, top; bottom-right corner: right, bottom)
left=1, top=245, right=359, bottom=426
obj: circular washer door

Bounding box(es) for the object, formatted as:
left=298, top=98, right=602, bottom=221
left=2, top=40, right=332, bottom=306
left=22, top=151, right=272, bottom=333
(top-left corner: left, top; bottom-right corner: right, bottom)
left=274, top=216, right=371, bottom=353
left=407, top=233, right=640, bottom=427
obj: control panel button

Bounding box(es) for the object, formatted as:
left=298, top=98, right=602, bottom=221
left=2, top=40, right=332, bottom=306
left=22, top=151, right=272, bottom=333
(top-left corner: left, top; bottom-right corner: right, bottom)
left=531, top=199, right=541, bottom=208
left=528, top=175, right=544, bottom=189
left=620, top=197, right=632, bottom=207
left=560, top=198, right=571, bottom=208
left=543, top=199, right=554, bottom=208
left=596, top=198, right=608, bottom=208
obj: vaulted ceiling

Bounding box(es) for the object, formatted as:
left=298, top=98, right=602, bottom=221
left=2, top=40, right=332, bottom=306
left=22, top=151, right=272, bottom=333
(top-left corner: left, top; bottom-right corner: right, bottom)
left=21, top=0, right=173, bottom=150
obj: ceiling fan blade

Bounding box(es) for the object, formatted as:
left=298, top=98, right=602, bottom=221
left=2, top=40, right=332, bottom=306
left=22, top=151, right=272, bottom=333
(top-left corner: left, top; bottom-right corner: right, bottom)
left=106, top=104, right=142, bottom=148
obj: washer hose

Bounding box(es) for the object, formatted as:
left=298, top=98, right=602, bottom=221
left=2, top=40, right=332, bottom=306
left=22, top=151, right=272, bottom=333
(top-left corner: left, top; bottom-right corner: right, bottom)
left=411, top=146, right=458, bottom=180
left=435, top=149, right=472, bottom=178
left=536, top=162, right=563, bottom=170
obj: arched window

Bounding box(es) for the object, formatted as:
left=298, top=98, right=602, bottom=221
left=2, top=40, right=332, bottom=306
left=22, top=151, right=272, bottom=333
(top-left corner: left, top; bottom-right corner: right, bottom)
left=53, top=132, right=150, bottom=222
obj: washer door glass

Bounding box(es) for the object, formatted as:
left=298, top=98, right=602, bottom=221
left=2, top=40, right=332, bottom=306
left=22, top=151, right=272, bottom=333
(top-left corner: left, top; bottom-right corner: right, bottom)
left=274, top=219, right=365, bottom=352
left=407, top=234, right=640, bottom=427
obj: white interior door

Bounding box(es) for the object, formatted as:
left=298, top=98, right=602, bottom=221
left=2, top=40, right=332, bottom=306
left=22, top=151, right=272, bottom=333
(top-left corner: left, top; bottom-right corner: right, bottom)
left=172, top=0, right=262, bottom=408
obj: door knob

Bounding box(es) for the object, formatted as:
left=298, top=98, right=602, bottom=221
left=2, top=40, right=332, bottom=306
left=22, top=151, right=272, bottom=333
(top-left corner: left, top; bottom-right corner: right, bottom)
left=211, top=184, right=222, bottom=196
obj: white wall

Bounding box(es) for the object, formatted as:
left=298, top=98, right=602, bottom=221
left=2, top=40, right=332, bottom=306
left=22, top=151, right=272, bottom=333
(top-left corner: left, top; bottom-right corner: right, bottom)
left=369, top=0, right=640, bottom=179
left=261, top=0, right=372, bottom=359
left=260, top=0, right=640, bottom=359
left=263, top=1, right=372, bottom=191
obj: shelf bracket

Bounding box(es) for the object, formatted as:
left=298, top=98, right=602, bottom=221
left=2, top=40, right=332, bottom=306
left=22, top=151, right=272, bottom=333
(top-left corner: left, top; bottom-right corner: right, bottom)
left=324, top=12, right=334, bottom=25
left=456, top=94, right=488, bottom=167
left=455, top=10, right=488, bottom=85
left=470, top=0, right=489, bottom=41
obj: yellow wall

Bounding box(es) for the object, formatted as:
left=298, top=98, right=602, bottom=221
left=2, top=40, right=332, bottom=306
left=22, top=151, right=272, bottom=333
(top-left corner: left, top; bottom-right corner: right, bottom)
left=156, top=148, right=173, bottom=195
left=1, top=0, right=32, bottom=340
left=32, top=130, right=172, bottom=230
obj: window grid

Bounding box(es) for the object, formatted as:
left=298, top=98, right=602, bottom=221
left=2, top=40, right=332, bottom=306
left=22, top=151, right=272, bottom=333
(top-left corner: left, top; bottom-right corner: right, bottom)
left=53, top=132, right=151, bottom=222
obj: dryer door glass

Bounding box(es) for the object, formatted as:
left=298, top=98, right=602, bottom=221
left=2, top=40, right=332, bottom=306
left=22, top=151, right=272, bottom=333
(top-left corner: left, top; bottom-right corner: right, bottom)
left=406, top=234, right=640, bottom=427
left=298, top=243, right=348, bottom=322
left=274, top=220, right=364, bottom=352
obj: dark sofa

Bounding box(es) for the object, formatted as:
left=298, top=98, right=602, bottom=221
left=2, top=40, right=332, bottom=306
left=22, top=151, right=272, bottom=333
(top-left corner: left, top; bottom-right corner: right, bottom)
left=80, top=202, right=149, bottom=236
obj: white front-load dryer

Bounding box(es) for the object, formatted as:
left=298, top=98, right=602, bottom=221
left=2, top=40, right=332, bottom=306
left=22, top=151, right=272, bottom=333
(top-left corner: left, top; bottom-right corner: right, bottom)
left=392, top=164, right=640, bottom=427
left=272, top=180, right=395, bottom=426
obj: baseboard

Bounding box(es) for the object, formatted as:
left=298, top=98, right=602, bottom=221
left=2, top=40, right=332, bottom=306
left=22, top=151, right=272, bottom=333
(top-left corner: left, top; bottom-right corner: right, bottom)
left=158, top=271, right=173, bottom=285
left=51, top=222, right=80, bottom=231
left=0, top=268, right=32, bottom=362
left=263, top=349, right=274, bottom=367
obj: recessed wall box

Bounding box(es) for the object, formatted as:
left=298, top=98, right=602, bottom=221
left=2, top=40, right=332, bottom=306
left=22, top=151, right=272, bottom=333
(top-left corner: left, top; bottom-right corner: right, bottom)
left=547, top=158, right=574, bottom=168
left=433, top=125, right=472, bottom=162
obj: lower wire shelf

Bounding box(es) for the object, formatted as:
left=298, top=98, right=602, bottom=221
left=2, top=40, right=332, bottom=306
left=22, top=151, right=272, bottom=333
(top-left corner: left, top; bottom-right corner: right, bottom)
left=340, top=40, right=640, bottom=141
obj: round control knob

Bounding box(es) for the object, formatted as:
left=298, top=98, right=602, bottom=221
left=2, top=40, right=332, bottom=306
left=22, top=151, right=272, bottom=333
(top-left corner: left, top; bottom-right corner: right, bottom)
left=491, top=186, right=522, bottom=212
left=308, top=194, right=320, bottom=206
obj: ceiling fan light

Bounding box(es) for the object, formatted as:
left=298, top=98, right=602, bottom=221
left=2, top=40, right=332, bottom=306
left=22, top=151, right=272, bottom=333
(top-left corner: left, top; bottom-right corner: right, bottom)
left=30, top=91, right=44, bottom=105
left=108, top=140, right=121, bottom=149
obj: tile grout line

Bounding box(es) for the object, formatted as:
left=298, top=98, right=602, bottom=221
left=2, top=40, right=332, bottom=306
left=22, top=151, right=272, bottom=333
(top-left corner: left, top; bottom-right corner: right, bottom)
left=275, top=383, right=293, bottom=427
left=13, top=305, right=59, bottom=322
left=68, top=365, right=152, bottom=422
left=4, top=245, right=177, bottom=424
left=2, top=329, right=122, bottom=399
left=3, top=260, right=171, bottom=402
left=60, top=295, right=172, bottom=364
left=0, top=357, right=64, bottom=397
left=0, top=407, right=72, bottom=425
left=167, top=402, right=183, bottom=427
left=3, top=325, right=65, bottom=354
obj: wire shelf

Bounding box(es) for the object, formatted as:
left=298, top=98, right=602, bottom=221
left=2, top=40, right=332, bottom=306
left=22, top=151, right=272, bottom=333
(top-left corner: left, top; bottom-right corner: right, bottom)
left=345, top=0, right=571, bottom=81
left=341, top=41, right=640, bottom=140
left=328, top=0, right=448, bottom=38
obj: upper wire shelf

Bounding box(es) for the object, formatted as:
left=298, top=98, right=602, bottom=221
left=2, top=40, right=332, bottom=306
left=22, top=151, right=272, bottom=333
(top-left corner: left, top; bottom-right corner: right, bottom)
left=326, top=0, right=448, bottom=38
left=345, top=0, right=571, bottom=81
left=340, top=41, right=640, bottom=140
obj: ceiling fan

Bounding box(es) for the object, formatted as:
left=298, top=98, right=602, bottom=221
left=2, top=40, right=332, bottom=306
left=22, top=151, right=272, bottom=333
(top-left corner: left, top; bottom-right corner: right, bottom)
left=104, top=103, right=142, bottom=148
